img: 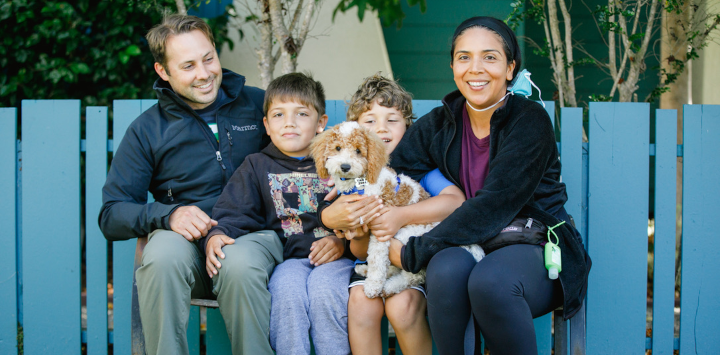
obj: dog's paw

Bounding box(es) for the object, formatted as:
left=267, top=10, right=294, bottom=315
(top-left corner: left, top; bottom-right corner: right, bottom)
left=363, top=279, right=384, bottom=299
left=380, top=274, right=407, bottom=298
left=355, top=264, right=368, bottom=276
left=462, top=245, right=486, bottom=262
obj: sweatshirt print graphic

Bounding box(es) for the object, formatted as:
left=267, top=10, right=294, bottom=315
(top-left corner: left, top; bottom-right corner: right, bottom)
left=268, top=172, right=332, bottom=239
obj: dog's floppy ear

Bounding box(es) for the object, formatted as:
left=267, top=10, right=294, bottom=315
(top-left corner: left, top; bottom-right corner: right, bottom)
left=310, top=129, right=332, bottom=179
left=363, top=128, right=389, bottom=184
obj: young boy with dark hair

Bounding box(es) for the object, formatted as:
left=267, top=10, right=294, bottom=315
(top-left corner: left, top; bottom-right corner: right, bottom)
left=201, top=72, right=354, bottom=355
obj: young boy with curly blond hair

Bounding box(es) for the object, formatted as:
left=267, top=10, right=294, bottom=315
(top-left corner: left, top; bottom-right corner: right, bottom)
left=319, top=74, right=466, bottom=355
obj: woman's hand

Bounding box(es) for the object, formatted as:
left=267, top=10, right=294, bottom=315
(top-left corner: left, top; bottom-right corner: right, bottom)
left=321, top=194, right=384, bottom=230
left=369, top=206, right=406, bottom=242
left=309, top=235, right=345, bottom=266
left=388, top=238, right=404, bottom=269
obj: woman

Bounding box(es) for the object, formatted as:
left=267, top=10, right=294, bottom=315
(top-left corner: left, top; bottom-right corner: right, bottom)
left=384, top=17, right=591, bottom=354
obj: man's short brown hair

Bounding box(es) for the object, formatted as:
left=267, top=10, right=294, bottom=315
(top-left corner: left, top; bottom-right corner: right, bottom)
left=264, top=72, right=326, bottom=117
left=346, top=74, right=414, bottom=127
left=146, top=14, right=215, bottom=68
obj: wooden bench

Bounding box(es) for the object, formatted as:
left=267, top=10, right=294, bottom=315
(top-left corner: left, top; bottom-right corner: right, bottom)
left=2, top=99, right=719, bottom=355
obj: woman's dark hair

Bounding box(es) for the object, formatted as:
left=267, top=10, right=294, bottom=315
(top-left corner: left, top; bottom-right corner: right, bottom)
left=450, top=16, right=521, bottom=81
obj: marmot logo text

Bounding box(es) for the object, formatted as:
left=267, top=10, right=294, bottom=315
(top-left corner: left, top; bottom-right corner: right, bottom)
left=232, top=124, right=258, bottom=132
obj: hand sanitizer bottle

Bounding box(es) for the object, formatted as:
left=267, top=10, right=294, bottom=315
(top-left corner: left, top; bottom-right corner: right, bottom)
left=544, top=241, right=562, bottom=279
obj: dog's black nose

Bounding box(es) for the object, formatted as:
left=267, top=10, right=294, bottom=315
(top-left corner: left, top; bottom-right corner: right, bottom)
left=340, top=164, right=351, bottom=173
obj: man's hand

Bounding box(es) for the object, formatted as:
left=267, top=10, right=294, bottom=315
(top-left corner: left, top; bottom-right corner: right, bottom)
left=321, top=194, right=383, bottom=230
left=309, top=235, right=345, bottom=266
left=205, top=234, right=235, bottom=278
left=370, top=206, right=405, bottom=242
left=169, top=206, right=218, bottom=242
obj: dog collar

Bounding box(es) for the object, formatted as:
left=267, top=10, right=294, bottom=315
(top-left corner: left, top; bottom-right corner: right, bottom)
left=338, top=176, right=401, bottom=195
left=339, top=177, right=368, bottom=195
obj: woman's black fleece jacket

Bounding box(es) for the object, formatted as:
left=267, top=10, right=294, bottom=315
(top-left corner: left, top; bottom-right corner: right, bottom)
left=389, top=90, right=591, bottom=320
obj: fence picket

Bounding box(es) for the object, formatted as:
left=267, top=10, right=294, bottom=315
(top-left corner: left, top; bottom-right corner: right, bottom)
left=0, top=108, right=18, bottom=355
left=586, top=102, right=650, bottom=354
left=652, top=109, right=678, bottom=355
left=86, top=107, right=109, bottom=355
left=21, top=100, right=82, bottom=354
left=680, top=104, right=720, bottom=353
left=111, top=100, right=149, bottom=355
left=533, top=100, right=556, bottom=355
left=560, top=107, right=586, bottom=353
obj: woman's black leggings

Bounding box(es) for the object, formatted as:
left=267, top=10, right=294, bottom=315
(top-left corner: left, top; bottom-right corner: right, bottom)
left=426, top=244, right=563, bottom=355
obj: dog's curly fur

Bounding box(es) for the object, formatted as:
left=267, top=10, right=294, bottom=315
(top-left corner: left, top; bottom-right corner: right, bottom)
left=310, top=122, right=484, bottom=298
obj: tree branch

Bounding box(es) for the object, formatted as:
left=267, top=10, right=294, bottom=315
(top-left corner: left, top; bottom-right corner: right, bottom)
left=295, top=0, right=317, bottom=52
left=558, top=0, right=577, bottom=106
left=176, top=0, right=187, bottom=14
left=547, top=0, right=568, bottom=106
left=288, top=0, right=305, bottom=34
left=542, top=0, right=563, bottom=106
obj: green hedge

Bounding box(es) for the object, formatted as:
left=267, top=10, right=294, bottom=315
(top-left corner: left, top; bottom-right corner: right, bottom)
left=0, top=0, right=232, bottom=108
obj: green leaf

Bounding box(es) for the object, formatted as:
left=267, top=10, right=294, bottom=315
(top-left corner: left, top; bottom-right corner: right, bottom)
left=16, top=50, right=28, bottom=63
left=357, top=0, right=365, bottom=22
left=48, top=69, right=62, bottom=84
left=118, top=52, right=130, bottom=64
left=125, top=44, right=141, bottom=56
left=0, top=3, right=12, bottom=21
left=70, top=63, right=90, bottom=74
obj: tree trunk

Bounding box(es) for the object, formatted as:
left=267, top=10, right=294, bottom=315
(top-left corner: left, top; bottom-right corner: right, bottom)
left=557, top=0, right=577, bottom=107
left=257, top=0, right=275, bottom=89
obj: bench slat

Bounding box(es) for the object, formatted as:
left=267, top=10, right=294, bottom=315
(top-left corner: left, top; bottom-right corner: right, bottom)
left=86, top=107, right=110, bottom=355
left=587, top=102, right=650, bottom=354
left=680, top=104, right=720, bottom=353
left=652, top=109, right=678, bottom=355
left=0, top=108, right=18, bottom=354
left=111, top=100, right=148, bottom=355
left=533, top=101, right=556, bottom=355
left=560, top=107, right=587, bottom=353
left=21, top=100, right=82, bottom=354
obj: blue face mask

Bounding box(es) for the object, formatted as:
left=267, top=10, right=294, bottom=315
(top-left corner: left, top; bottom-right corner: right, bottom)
left=508, top=69, right=544, bottom=106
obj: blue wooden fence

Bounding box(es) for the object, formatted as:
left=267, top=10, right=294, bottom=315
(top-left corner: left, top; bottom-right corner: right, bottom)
left=1, top=100, right=719, bottom=354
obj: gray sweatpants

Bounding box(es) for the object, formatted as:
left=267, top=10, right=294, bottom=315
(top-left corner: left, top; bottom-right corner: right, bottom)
left=268, top=258, right=354, bottom=355
left=135, top=229, right=283, bottom=355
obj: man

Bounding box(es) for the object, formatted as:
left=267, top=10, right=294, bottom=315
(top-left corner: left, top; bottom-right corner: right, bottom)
left=99, top=14, right=278, bottom=355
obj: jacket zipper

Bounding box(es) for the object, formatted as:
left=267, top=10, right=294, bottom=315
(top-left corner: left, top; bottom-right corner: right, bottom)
left=442, top=102, right=460, bottom=186
left=216, top=151, right=226, bottom=170
left=167, top=185, right=174, bottom=202
left=189, top=110, right=228, bottom=184
left=226, top=129, right=233, bottom=146
left=525, top=218, right=534, bottom=229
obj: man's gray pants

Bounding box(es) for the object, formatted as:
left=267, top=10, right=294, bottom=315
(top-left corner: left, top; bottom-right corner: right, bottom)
left=135, top=229, right=283, bottom=355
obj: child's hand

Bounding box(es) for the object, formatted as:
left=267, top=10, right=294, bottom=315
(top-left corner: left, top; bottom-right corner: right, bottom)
left=370, top=206, right=405, bottom=242
left=309, top=235, right=345, bottom=266
left=205, top=234, right=236, bottom=278
left=324, top=178, right=338, bottom=201
left=334, top=226, right=370, bottom=240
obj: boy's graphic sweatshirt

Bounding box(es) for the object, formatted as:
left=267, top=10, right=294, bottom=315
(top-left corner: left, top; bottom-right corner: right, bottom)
left=201, top=143, right=333, bottom=259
